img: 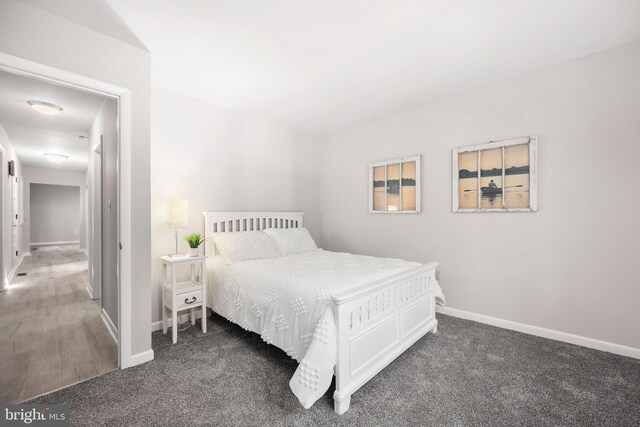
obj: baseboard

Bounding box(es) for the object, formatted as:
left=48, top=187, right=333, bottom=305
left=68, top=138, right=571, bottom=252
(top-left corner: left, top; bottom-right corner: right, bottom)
left=8, top=254, right=25, bottom=282
left=86, top=284, right=94, bottom=299
left=100, top=308, right=118, bottom=344
left=128, top=349, right=154, bottom=366
left=151, top=311, right=204, bottom=332
left=437, top=306, right=640, bottom=359
left=30, top=240, right=80, bottom=247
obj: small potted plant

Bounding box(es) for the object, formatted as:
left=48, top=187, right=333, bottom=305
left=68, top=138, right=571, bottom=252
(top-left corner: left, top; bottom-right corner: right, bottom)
left=184, top=233, right=205, bottom=257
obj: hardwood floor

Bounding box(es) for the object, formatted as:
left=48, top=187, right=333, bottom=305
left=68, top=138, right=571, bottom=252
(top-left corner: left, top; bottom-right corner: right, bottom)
left=0, top=247, right=117, bottom=403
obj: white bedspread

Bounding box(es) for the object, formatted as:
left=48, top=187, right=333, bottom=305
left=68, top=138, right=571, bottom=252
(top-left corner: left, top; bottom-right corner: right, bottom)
left=207, top=249, right=444, bottom=408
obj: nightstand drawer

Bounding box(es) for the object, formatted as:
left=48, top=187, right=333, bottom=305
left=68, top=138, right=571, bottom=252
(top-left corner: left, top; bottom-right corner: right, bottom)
left=176, top=290, right=203, bottom=309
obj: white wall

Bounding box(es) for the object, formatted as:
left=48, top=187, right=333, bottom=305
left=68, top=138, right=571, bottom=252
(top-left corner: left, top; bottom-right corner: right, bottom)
left=150, top=87, right=315, bottom=323
left=294, top=133, right=321, bottom=238
left=0, top=0, right=152, bottom=358
left=0, top=122, right=23, bottom=288
left=314, top=42, right=640, bottom=350
left=22, top=167, right=86, bottom=249
left=30, top=183, right=80, bottom=244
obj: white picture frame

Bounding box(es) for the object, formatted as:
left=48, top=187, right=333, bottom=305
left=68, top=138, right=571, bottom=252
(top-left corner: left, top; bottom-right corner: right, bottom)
left=452, top=136, right=538, bottom=212
left=369, top=155, right=421, bottom=214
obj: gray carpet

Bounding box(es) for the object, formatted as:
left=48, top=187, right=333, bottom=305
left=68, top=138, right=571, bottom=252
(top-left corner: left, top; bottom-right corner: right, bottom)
left=29, top=314, right=639, bottom=426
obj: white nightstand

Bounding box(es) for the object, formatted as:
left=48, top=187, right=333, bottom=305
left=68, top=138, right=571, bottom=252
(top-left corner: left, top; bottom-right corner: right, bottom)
left=161, top=255, right=207, bottom=343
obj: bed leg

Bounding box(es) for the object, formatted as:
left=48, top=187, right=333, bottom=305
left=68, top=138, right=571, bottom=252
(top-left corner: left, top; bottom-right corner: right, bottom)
left=431, top=319, right=438, bottom=334
left=333, top=392, right=351, bottom=415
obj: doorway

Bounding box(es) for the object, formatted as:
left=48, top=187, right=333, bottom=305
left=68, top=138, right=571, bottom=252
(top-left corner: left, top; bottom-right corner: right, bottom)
left=0, top=48, right=142, bottom=371
left=0, top=68, right=120, bottom=402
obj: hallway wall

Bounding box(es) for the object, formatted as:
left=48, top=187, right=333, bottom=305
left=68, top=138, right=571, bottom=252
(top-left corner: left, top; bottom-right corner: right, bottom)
left=30, top=183, right=81, bottom=245
left=22, top=167, right=87, bottom=250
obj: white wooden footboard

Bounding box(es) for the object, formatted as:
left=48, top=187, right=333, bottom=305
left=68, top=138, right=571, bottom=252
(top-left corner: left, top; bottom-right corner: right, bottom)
left=332, top=262, right=438, bottom=414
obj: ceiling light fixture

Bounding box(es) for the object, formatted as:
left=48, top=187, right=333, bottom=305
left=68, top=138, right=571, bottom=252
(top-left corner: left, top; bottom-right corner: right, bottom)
left=27, top=100, right=63, bottom=115
left=44, top=153, right=69, bottom=163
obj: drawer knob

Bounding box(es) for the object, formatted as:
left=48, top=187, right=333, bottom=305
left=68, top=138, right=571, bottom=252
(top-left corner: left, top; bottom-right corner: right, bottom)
left=184, top=296, right=197, bottom=305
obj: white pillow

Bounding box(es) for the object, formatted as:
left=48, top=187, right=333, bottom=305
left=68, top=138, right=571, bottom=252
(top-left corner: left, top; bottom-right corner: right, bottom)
left=213, top=231, right=279, bottom=264
left=263, top=227, right=318, bottom=255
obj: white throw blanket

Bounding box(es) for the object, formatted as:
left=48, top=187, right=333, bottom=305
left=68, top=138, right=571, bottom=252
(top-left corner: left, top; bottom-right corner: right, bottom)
left=207, top=249, right=444, bottom=408
left=289, top=307, right=337, bottom=408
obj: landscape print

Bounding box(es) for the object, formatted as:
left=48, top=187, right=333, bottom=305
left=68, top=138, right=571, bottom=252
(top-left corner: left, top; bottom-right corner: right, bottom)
left=457, top=151, right=478, bottom=209
left=455, top=137, right=536, bottom=211
left=504, top=144, right=530, bottom=209
left=371, top=157, right=419, bottom=213
left=480, top=148, right=503, bottom=209
left=372, top=165, right=386, bottom=210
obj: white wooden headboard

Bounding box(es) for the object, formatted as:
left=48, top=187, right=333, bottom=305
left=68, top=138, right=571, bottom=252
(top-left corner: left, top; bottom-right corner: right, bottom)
left=202, top=212, right=304, bottom=256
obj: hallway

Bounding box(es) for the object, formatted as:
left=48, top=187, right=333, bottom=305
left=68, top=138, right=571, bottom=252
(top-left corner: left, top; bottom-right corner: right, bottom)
left=0, top=247, right=117, bottom=403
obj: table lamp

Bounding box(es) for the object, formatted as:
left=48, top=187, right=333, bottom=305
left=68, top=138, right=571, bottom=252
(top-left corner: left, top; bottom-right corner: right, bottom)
left=166, top=198, right=188, bottom=257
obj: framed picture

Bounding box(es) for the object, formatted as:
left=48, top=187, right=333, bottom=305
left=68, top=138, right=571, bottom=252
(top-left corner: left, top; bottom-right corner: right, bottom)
left=369, top=155, right=421, bottom=213
left=452, top=136, right=537, bottom=212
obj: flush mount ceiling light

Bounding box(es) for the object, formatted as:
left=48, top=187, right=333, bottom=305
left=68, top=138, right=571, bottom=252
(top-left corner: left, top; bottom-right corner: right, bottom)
left=27, top=100, right=63, bottom=115
left=44, top=153, right=69, bottom=163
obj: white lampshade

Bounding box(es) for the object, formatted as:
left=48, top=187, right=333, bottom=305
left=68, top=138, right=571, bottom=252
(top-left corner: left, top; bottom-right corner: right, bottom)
left=165, top=199, right=188, bottom=228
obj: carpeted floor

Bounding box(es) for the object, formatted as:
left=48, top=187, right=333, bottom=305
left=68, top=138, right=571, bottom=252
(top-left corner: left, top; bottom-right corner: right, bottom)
left=29, top=314, right=639, bottom=426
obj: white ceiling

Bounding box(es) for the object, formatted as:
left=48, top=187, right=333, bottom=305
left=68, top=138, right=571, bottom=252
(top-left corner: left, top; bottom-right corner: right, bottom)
left=0, top=70, right=106, bottom=171
left=105, top=0, right=640, bottom=133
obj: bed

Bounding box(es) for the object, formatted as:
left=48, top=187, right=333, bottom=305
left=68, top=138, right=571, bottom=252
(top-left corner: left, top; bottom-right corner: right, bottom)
left=203, top=212, right=441, bottom=414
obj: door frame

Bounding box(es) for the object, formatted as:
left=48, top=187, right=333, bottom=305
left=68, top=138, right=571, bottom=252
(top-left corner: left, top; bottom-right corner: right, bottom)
left=0, top=52, right=134, bottom=368
left=0, top=146, right=4, bottom=292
